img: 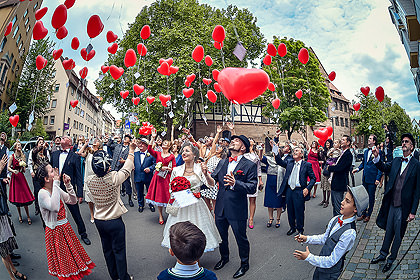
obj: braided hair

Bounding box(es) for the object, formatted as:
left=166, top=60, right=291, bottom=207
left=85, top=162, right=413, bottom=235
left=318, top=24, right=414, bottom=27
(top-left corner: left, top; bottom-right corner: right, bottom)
left=35, top=162, right=50, bottom=188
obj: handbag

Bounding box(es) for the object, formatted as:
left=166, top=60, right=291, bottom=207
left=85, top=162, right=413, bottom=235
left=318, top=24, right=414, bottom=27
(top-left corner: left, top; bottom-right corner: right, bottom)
left=322, top=165, right=330, bottom=178
left=165, top=203, right=179, bottom=217
left=0, top=186, right=9, bottom=216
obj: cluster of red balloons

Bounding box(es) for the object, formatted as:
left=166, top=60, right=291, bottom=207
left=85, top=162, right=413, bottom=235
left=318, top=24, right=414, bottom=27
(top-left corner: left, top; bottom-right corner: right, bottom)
left=157, top=58, right=179, bottom=76
left=313, top=126, right=333, bottom=146
left=159, top=94, right=171, bottom=107
left=212, top=25, right=225, bottom=50
left=139, top=122, right=154, bottom=136
left=359, top=86, right=384, bottom=102
left=263, top=42, right=288, bottom=67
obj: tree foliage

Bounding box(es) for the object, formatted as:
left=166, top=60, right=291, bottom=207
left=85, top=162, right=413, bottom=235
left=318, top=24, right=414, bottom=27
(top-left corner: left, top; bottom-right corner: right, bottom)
left=95, top=0, right=265, bottom=135
left=259, top=37, right=331, bottom=139
left=7, top=38, right=56, bottom=131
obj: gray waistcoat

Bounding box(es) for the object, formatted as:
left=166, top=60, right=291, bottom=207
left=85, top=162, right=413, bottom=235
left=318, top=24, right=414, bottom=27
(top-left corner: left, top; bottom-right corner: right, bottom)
left=317, top=217, right=356, bottom=274
left=392, top=163, right=409, bottom=207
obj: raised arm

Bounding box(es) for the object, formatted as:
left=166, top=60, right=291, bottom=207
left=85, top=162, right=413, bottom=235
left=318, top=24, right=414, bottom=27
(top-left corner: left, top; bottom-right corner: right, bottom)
left=210, top=125, right=223, bottom=155
left=113, top=141, right=136, bottom=186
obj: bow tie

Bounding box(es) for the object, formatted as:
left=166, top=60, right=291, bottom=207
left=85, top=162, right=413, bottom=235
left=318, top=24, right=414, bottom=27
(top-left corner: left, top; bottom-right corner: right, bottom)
left=61, top=149, right=69, bottom=153
left=402, top=158, right=409, bottom=162
left=139, top=152, right=145, bottom=155
left=229, top=156, right=238, bottom=162
left=337, top=217, right=343, bottom=227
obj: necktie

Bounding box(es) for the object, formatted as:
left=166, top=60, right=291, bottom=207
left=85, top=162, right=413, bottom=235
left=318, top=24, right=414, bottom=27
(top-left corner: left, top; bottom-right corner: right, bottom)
left=337, top=217, right=343, bottom=227
left=229, top=156, right=238, bottom=162
left=289, top=162, right=299, bottom=190
left=402, top=158, right=408, bottom=162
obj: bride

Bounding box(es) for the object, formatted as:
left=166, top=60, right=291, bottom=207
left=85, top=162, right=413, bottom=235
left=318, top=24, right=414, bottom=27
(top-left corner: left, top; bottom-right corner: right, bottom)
left=162, top=142, right=221, bottom=252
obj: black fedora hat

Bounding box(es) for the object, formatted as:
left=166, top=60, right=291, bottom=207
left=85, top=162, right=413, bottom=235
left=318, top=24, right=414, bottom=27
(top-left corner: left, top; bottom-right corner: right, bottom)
left=231, top=135, right=250, bottom=153
left=401, top=133, right=416, bottom=148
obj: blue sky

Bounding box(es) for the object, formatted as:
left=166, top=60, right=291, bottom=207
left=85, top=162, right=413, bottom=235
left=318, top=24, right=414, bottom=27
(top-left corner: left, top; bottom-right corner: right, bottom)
left=40, top=0, right=419, bottom=120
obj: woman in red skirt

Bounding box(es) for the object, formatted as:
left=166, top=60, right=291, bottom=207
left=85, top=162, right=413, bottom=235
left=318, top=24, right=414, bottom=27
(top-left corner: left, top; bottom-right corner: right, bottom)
left=36, top=163, right=95, bottom=280
left=145, top=128, right=176, bottom=224
left=307, top=141, right=322, bottom=198
left=7, top=142, right=34, bottom=224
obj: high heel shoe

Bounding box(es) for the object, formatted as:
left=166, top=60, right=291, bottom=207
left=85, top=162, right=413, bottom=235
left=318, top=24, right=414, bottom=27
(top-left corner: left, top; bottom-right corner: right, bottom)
left=159, top=219, right=165, bottom=225
left=275, top=219, right=281, bottom=228
left=27, top=218, right=31, bottom=225
left=248, top=220, right=254, bottom=229
left=18, top=217, right=23, bottom=224
left=267, top=219, right=274, bottom=228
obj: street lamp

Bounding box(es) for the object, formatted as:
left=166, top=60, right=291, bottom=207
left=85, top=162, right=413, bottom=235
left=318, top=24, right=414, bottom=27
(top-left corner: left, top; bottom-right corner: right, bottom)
left=330, top=116, right=338, bottom=140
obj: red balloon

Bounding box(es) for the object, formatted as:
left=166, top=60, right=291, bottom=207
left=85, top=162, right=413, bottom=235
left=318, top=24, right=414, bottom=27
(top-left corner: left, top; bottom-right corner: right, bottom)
left=328, top=71, right=336, bottom=81
left=278, top=43, right=287, bottom=57
left=106, top=31, right=118, bottom=43
left=326, top=126, right=333, bottom=136
left=70, top=100, right=78, bottom=108
left=159, top=94, right=171, bottom=107
left=110, top=65, right=124, bottom=80
left=108, top=43, right=118, bottom=54
left=318, top=138, right=326, bottom=147
left=87, top=15, right=104, bottom=39
left=51, top=4, right=67, bottom=30
left=318, top=128, right=329, bottom=140
left=133, top=84, right=144, bottom=95
left=353, top=103, right=361, bottom=111
left=33, top=21, right=48, bottom=40
left=298, top=48, right=309, bottom=65
left=218, top=68, right=270, bottom=104
left=146, top=96, right=155, bottom=104
left=169, top=66, right=179, bottom=75
left=132, top=97, right=140, bottom=105
left=360, top=86, right=370, bottom=96
left=79, top=67, right=88, bottom=79
left=295, top=89, right=303, bottom=99
left=212, top=69, right=219, bottom=81
left=375, top=86, right=384, bottom=102
left=267, top=43, right=277, bottom=56
left=9, top=115, right=19, bottom=127
left=140, top=25, right=151, bottom=40
left=62, top=59, right=75, bottom=70
left=137, top=43, right=147, bottom=56
left=183, top=88, right=194, bottom=98
left=186, top=74, right=196, bottom=83
left=207, top=90, right=217, bottom=103
left=124, top=49, right=137, bottom=68
left=4, top=22, right=12, bottom=37
left=56, top=25, right=68, bottom=40
left=120, top=91, right=129, bottom=99
left=268, top=82, right=275, bottom=91
left=214, top=83, right=222, bottom=93
left=101, top=65, right=109, bottom=74
left=205, top=55, right=213, bottom=67
left=214, top=41, right=223, bottom=50
left=36, top=55, right=47, bottom=70
left=157, top=62, right=170, bottom=76
left=71, top=37, right=80, bottom=50
left=52, top=49, right=63, bottom=60
left=35, top=7, right=48, bottom=20
left=203, top=78, right=212, bottom=85
left=80, top=48, right=95, bottom=61
left=263, top=54, right=272, bottom=66
left=64, top=0, right=76, bottom=9
left=184, top=80, right=190, bottom=88
left=192, top=45, right=204, bottom=63
left=272, top=98, right=280, bottom=109
left=212, top=25, right=225, bottom=42
left=159, top=58, right=173, bottom=66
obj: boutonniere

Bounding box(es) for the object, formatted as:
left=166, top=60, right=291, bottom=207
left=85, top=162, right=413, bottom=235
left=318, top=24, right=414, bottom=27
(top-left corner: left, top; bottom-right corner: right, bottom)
left=234, top=170, right=244, bottom=176
left=146, top=152, right=150, bottom=157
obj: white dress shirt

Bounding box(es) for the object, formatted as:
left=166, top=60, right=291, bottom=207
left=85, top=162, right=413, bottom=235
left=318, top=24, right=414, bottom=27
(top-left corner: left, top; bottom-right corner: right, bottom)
left=288, top=159, right=302, bottom=189
left=59, top=149, right=70, bottom=174
left=171, top=262, right=200, bottom=276
left=305, top=215, right=356, bottom=268
left=227, top=155, right=243, bottom=190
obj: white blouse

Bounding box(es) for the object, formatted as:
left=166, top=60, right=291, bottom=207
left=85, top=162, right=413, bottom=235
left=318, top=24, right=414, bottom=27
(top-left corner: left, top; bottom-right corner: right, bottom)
left=38, top=180, right=77, bottom=229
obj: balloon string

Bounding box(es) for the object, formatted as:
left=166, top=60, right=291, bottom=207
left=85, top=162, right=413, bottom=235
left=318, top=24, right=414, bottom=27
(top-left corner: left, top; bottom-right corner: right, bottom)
left=220, top=48, right=226, bottom=69
left=106, top=2, right=116, bottom=21
left=275, top=59, right=285, bottom=97
left=304, top=65, right=312, bottom=107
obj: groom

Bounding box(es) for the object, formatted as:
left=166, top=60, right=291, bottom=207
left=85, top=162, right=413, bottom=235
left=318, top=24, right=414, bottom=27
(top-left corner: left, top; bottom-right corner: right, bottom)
left=211, top=135, right=257, bottom=278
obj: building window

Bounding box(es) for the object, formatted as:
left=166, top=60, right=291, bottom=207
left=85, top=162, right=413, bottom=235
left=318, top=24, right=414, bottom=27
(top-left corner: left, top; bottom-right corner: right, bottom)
left=0, top=38, right=6, bottom=52
left=335, top=117, right=339, bottom=126
left=334, top=101, right=338, bottom=110
left=11, top=60, right=16, bottom=72
left=51, top=99, right=57, bottom=108
left=73, top=120, right=77, bottom=128
left=15, top=65, right=19, bottom=74
left=13, top=26, right=19, bottom=38
left=11, top=16, right=17, bottom=26
left=340, top=117, right=344, bottom=126
left=340, top=103, right=343, bottom=111
left=0, top=65, right=8, bottom=84
left=50, top=116, right=55, bottom=125
left=55, top=84, right=60, bottom=92
left=71, top=88, right=75, bottom=95
left=79, top=123, right=83, bottom=131
left=43, top=116, right=48, bottom=125
left=15, top=34, right=21, bottom=46
left=80, top=110, right=84, bottom=118
left=24, top=17, right=29, bottom=26
left=18, top=41, right=23, bottom=50
left=23, top=9, right=28, bottom=18
left=345, top=118, right=349, bottom=127
left=33, top=2, right=38, bottom=10
left=26, top=24, right=30, bottom=33
left=344, top=104, right=347, bottom=112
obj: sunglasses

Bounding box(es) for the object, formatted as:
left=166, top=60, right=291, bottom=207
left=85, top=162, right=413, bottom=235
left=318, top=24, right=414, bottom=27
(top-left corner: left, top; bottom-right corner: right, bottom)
left=402, top=140, right=412, bottom=144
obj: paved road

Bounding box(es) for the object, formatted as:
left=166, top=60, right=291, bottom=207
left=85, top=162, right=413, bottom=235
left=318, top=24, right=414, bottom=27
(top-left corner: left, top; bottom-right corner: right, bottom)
left=1, top=170, right=362, bottom=280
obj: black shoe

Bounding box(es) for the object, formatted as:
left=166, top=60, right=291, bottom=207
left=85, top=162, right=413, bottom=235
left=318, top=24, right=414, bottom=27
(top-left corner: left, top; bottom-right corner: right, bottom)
left=298, top=230, right=304, bottom=235
left=149, top=205, right=155, bottom=212
left=128, top=199, right=134, bottom=207
left=382, top=263, right=392, bottom=273
left=214, top=259, right=229, bottom=270
left=371, top=255, right=386, bottom=264
left=12, top=260, right=19, bottom=266
left=10, top=253, right=21, bottom=260
left=81, top=237, right=91, bottom=245
left=233, top=264, right=249, bottom=278
left=121, top=191, right=126, bottom=197
left=138, top=206, right=144, bottom=213
left=286, top=228, right=296, bottom=236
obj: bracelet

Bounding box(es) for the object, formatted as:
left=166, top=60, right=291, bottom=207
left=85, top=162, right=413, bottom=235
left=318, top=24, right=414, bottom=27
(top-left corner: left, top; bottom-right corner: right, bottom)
left=128, top=153, right=134, bottom=157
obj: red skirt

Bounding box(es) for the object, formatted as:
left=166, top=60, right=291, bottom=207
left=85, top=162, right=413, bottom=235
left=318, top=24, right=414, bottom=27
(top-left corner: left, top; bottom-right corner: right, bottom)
left=45, top=222, right=95, bottom=280
left=145, top=171, right=171, bottom=206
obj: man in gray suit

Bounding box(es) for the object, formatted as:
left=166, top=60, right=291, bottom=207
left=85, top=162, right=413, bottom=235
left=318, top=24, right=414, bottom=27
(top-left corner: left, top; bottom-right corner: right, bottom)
left=111, top=134, right=134, bottom=207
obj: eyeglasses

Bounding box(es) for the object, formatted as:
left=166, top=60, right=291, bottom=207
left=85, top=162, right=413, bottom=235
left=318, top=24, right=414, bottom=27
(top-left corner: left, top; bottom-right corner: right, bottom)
left=402, top=140, right=411, bottom=144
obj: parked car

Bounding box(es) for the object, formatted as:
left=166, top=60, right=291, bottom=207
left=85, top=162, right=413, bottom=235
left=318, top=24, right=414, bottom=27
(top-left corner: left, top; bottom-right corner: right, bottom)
left=9, top=140, right=51, bottom=162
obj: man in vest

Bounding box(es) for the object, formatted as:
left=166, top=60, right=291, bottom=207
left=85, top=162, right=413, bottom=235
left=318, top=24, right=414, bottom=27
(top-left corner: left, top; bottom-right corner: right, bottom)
left=293, top=185, right=368, bottom=280
left=370, top=133, right=420, bottom=273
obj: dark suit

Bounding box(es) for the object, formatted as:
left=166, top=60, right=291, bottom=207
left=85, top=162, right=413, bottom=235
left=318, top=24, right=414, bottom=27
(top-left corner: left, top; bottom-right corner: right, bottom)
left=375, top=155, right=420, bottom=263
left=328, top=149, right=352, bottom=216
left=275, top=157, right=316, bottom=232
left=51, top=150, right=87, bottom=238
left=211, top=156, right=257, bottom=266
left=112, top=144, right=131, bottom=196
left=134, top=151, right=155, bottom=207
left=357, top=149, right=383, bottom=217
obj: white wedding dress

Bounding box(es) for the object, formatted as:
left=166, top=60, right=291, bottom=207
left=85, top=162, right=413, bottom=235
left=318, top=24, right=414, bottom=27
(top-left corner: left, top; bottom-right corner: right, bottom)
left=161, top=164, right=221, bottom=252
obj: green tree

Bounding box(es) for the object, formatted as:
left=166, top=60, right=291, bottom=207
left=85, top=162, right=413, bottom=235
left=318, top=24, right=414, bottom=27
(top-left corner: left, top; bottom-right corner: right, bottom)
left=20, top=118, right=48, bottom=141
left=95, top=0, right=265, bottom=135
left=383, top=102, right=413, bottom=145
left=259, top=37, right=331, bottom=139
left=7, top=38, right=56, bottom=132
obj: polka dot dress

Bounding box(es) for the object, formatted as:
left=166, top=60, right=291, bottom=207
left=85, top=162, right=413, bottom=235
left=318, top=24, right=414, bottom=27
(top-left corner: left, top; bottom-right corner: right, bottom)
left=44, top=200, right=95, bottom=280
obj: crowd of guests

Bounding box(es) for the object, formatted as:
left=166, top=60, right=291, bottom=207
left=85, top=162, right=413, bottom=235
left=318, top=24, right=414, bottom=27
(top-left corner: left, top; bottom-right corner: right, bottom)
left=0, top=123, right=419, bottom=280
